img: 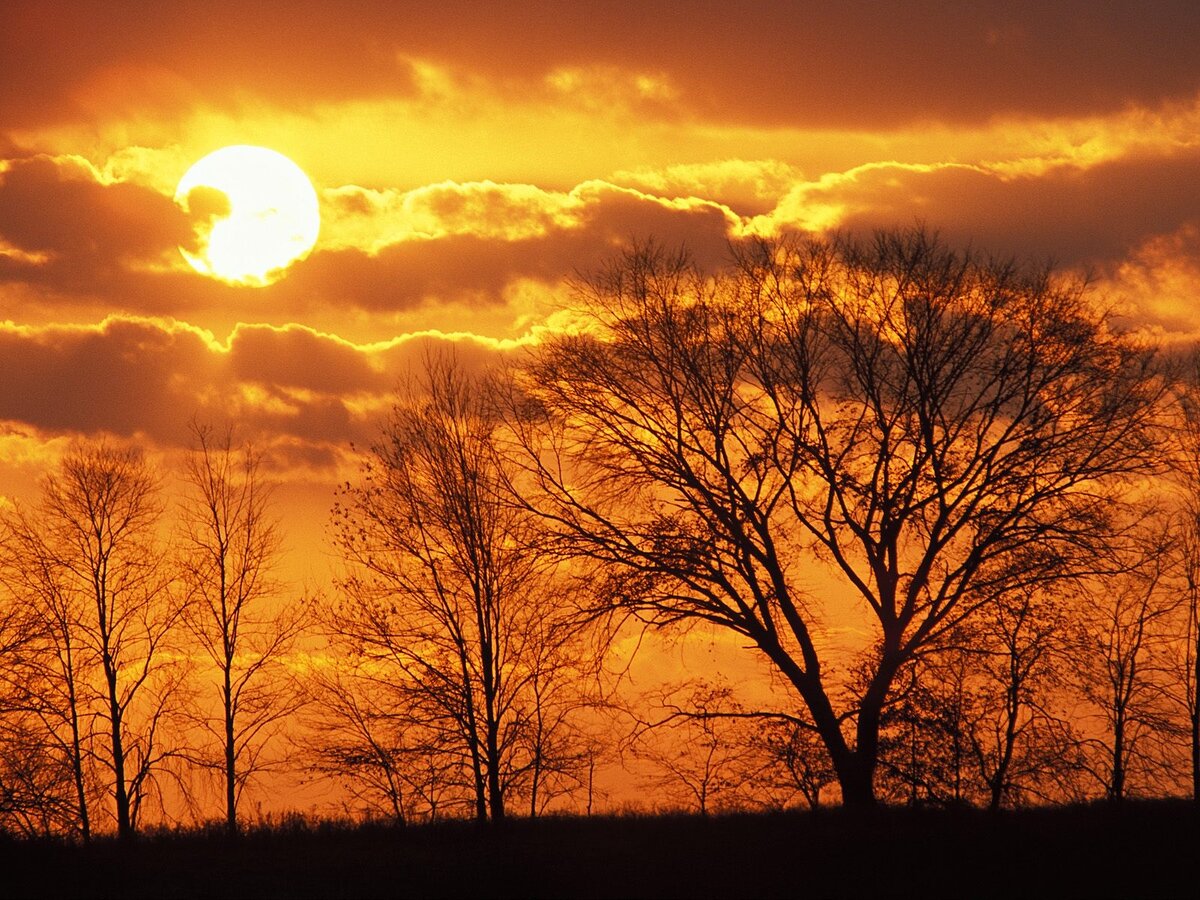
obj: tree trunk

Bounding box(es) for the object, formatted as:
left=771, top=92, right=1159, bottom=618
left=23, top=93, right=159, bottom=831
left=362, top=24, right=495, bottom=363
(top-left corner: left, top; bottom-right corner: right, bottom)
left=804, top=693, right=880, bottom=809
left=64, top=656, right=90, bottom=843
left=107, top=671, right=132, bottom=840
left=836, top=754, right=878, bottom=809
left=828, top=656, right=898, bottom=810
left=989, top=682, right=1021, bottom=813
left=486, top=717, right=505, bottom=823
left=1110, top=712, right=1126, bottom=802
left=529, top=748, right=541, bottom=818
left=224, top=668, right=237, bottom=835
left=1193, top=630, right=1200, bottom=805
left=1190, top=706, right=1199, bottom=806
left=458, top=652, right=488, bottom=823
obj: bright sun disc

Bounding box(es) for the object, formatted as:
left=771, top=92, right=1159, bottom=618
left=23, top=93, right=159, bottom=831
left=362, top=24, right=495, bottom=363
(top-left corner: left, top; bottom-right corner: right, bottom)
left=175, top=145, right=320, bottom=286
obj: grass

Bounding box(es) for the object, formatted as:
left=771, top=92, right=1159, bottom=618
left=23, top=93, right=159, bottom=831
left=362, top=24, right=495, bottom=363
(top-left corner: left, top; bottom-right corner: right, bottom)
left=3, top=802, right=1199, bottom=898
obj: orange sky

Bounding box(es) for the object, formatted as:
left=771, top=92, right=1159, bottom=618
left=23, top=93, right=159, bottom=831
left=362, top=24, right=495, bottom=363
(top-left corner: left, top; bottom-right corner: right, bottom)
left=3, top=0, right=1200, bottom=594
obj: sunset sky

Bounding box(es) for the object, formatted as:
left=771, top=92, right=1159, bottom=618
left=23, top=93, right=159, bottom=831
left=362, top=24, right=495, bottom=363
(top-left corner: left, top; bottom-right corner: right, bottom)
left=3, top=1, right=1200, bottom=585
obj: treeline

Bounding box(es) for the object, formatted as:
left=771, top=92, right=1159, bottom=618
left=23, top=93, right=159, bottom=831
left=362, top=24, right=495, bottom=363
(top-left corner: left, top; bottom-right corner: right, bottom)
left=2, top=227, right=1200, bottom=840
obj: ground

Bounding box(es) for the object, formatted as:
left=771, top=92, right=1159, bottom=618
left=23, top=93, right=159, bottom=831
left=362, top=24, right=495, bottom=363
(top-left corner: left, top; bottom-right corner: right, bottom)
left=2, top=803, right=1198, bottom=898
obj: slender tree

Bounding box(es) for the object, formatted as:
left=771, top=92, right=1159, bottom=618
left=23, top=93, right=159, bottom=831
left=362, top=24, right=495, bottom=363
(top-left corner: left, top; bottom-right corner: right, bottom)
left=1166, top=358, right=1200, bottom=804
left=628, top=682, right=758, bottom=816
left=513, top=228, right=1164, bottom=806
left=884, top=589, right=1085, bottom=810
left=1073, top=533, right=1179, bottom=801
left=179, top=423, right=303, bottom=835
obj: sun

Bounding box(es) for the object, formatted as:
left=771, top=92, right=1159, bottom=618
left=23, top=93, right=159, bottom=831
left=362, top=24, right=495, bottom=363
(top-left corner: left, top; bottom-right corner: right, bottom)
left=175, top=145, right=320, bottom=286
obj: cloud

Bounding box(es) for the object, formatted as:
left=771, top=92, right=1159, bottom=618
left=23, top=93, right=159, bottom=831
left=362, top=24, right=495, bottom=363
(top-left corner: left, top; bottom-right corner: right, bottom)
left=0, top=156, right=745, bottom=324
left=1100, top=224, right=1200, bottom=340
left=0, top=316, right=519, bottom=458
left=266, top=180, right=743, bottom=314
left=0, top=317, right=219, bottom=440
left=608, top=160, right=802, bottom=217
left=227, top=324, right=389, bottom=395
left=4, top=2, right=1200, bottom=135
left=0, top=154, right=192, bottom=263
left=757, top=149, right=1200, bottom=271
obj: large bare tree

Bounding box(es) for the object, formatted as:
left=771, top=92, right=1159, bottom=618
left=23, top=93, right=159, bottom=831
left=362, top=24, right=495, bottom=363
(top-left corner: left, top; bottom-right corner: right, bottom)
left=513, top=228, right=1164, bottom=807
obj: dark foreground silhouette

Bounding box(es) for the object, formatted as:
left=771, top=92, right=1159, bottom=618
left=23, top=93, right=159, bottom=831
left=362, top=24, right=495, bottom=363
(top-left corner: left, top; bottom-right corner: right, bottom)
left=2, top=803, right=1198, bottom=899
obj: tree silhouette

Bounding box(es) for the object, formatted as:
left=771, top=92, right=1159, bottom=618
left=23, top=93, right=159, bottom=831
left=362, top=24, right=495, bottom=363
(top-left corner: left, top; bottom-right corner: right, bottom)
left=1072, top=529, right=1180, bottom=801
left=878, top=588, right=1085, bottom=809
left=179, top=422, right=305, bottom=835
left=325, top=352, right=606, bottom=823
left=628, top=681, right=759, bottom=816
left=0, top=515, right=96, bottom=838
left=3, top=442, right=183, bottom=840
left=513, top=228, right=1165, bottom=807
left=1166, top=358, right=1200, bottom=804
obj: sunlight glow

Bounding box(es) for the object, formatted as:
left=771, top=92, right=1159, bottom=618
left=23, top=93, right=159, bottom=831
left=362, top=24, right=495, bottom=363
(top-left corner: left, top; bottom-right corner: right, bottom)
left=175, top=145, right=320, bottom=286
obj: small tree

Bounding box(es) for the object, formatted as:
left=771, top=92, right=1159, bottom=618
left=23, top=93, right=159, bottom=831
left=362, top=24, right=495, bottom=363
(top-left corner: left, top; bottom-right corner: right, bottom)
left=883, top=589, right=1086, bottom=810
left=0, top=573, right=83, bottom=837
left=746, top=719, right=838, bottom=811
left=0, top=517, right=96, bottom=839
left=327, top=352, right=605, bottom=823
left=1073, top=535, right=1180, bottom=802
left=628, top=682, right=758, bottom=816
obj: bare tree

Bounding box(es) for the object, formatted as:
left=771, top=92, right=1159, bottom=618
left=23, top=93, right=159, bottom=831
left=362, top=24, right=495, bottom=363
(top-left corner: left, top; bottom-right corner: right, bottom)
left=628, top=682, right=757, bottom=816
left=179, top=422, right=304, bottom=835
left=33, top=441, right=181, bottom=840
left=883, top=589, right=1086, bottom=810
left=303, top=661, right=467, bottom=825
left=1072, top=533, right=1180, bottom=801
left=513, top=228, right=1164, bottom=807
left=1165, top=357, right=1200, bottom=804
left=0, top=516, right=97, bottom=839
left=326, top=352, right=606, bottom=823
left=751, top=720, right=838, bottom=811
left=0, top=568, right=81, bottom=837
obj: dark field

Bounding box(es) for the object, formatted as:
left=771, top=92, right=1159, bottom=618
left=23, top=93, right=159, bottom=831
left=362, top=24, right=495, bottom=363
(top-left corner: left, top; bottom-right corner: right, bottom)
left=3, top=803, right=1198, bottom=899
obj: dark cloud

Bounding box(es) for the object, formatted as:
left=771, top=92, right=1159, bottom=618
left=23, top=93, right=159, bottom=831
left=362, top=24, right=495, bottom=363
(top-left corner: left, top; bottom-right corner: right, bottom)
left=0, top=317, right=515, bottom=456
left=0, top=155, right=192, bottom=261
left=3, top=1, right=1197, bottom=133
left=820, top=152, right=1200, bottom=270
left=0, top=318, right=217, bottom=441
left=273, top=184, right=738, bottom=312
left=228, top=324, right=387, bottom=394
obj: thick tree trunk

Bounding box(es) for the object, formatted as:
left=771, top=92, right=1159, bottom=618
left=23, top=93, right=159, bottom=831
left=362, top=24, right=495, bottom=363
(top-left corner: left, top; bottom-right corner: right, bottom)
left=794, top=671, right=883, bottom=809
left=836, top=755, right=878, bottom=808
left=486, top=718, right=505, bottom=823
